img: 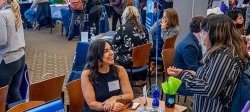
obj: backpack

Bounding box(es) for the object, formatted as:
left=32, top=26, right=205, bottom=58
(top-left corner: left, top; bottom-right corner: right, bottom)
left=231, top=68, right=250, bottom=112
left=70, top=0, right=85, bottom=11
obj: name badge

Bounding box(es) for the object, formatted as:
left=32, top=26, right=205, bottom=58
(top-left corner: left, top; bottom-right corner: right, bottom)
left=108, top=80, right=120, bottom=92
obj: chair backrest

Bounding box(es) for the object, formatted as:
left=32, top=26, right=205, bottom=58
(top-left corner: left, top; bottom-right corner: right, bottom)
left=36, top=2, right=51, bottom=26
left=132, top=43, right=152, bottom=67
left=163, top=36, right=177, bottom=50
left=29, top=75, right=65, bottom=102
left=66, top=79, right=84, bottom=112
left=0, top=86, right=8, bottom=112
left=7, top=101, right=45, bottom=112
left=161, top=48, right=175, bottom=75
left=72, top=42, right=89, bottom=71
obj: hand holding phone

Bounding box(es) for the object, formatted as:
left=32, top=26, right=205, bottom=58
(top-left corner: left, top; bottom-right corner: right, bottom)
left=161, top=19, right=167, bottom=29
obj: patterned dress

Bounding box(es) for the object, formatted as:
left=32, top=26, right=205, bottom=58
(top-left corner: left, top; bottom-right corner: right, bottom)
left=112, top=23, right=149, bottom=68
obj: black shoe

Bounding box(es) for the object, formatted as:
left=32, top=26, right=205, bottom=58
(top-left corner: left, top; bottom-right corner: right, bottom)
left=68, top=37, right=73, bottom=41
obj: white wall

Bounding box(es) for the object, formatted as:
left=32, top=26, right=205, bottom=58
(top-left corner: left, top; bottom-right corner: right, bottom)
left=173, top=0, right=208, bottom=47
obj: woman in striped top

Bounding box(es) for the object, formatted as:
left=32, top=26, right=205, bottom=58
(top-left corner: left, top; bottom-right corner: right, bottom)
left=167, top=14, right=248, bottom=112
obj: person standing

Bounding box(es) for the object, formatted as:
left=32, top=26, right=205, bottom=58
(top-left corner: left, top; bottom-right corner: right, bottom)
left=110, top=0, right=125, bottom=31
left=68, top=0, right=86, bottom=41
left=0, top=0, right=25, bottom=104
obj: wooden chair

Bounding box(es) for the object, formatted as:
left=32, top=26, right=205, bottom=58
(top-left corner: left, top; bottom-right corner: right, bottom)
left=127, top=43, right=152, bottom=87
left=161, top=48, right=187, bottom=102
left=161, top=48, right=175, bottom=99
left=163, top=36, right=177, bottom=50
left=29, top=75, right=65, bottom=102
left=149, top=36, right=177, bottom=94
left=66, top=79, right=84, bottom=112
left=0, top=86, right=8, bottom=112
left=161, top=48, right=175, bottom=76
left=7, top=101, right=45, bottom=112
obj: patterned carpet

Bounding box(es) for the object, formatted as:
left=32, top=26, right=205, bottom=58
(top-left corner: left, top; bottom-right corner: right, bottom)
left=24, top=23, right=192, bottom=111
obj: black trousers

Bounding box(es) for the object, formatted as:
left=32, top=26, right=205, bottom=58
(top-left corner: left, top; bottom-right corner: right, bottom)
left=112, top=10, right=122, bottom=31
left=0, top=55, right=25, bottom=104
left=88, top=10, right=101, bottom=38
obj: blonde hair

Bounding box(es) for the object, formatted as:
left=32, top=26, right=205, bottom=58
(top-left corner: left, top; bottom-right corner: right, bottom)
left=7, top=0, right=22, bottom=31
left=122, top=6, right=142, bottom=30
left=164, top=8, right=179, bottom=28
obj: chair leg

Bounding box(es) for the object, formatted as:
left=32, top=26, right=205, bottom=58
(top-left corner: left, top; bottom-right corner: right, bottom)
left=66, top=104, right=70, bottom=112
left=50, top=22, right=52, bottom=34
left=61, top=22, right=64, bottom=36
left=177, top=94, right=180, bottom=103
left=161, top=72, right=165, bottom=100
left=61, top=91, right=64, bottom=104
left=184, top=96, right=187, bottom=103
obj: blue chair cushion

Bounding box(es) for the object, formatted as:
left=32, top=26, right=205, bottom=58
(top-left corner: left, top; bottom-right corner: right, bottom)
left=67, top=70, right=82, bottom=83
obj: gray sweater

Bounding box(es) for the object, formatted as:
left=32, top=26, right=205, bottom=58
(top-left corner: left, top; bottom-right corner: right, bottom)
left=0, top=5, right=25, bottom=64
left=161, top=25, right=180, bottom=41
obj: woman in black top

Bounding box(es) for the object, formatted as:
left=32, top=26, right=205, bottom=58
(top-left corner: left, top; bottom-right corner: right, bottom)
left=112, top=6, right=149, bottom=68
left=81, top=39, right=133, bottom=111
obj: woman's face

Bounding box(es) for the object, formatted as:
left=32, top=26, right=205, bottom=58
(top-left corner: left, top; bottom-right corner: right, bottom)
left=0, top=0, right=7, bottom=9
left=201, top=30, right=211, bottom=50
left=163, top=12, right=168, bottom=22
left=101, top=42, right=114, bottom=65
left=236, top=14, right=244, bottom=25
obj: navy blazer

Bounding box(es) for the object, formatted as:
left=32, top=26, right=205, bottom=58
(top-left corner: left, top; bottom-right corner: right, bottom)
left=174, top=32, right=203, bottom=71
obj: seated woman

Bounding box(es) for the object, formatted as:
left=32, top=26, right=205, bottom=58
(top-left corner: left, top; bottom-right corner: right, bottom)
left=24, top=0, right=48, bottom=27
left=81, top=39, right=133, bottom=111
left=149, top=8, right=180, bottom=57
left=161, top=8, right=180, bottom=42
left=167, top=14, right=248, bottom=112
left=112, top=6, right=149, bottom=84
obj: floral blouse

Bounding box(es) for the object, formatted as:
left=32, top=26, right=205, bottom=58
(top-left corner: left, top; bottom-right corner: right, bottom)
left=112, top=23, right=149, bottom=68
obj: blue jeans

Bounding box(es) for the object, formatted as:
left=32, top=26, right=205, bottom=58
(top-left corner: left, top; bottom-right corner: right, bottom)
left=24, top=8, right=36, bottom=24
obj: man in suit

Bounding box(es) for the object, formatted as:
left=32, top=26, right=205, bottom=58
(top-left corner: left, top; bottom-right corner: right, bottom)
left=174, top=16, right=204, bottom=96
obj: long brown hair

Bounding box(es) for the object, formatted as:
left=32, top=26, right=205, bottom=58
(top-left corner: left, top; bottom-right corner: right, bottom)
left=200, top=14, right=248, bottom=63
left=85, top=39, right=119, bottom=84
left=7, top=0, right=22, bottom=31
left=164, top=8, right=179, bottom=28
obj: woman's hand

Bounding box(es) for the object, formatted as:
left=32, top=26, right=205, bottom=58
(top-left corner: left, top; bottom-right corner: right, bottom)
left=161, top=19, right=168, bottom=29
left=185, top=70, right=197, bottom=77
left=103, top=96, right=118, bottom=111
left=112, top=102, right=125, bottom=112
left=167, top=66, right=183, bottom=77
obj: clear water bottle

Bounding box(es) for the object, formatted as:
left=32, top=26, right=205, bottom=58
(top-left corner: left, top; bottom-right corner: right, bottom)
left=152, top=85, right=160, bottom=112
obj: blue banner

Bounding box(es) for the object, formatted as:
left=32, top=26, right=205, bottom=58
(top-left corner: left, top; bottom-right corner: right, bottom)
left=146, top=0, right=155, bottom=30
